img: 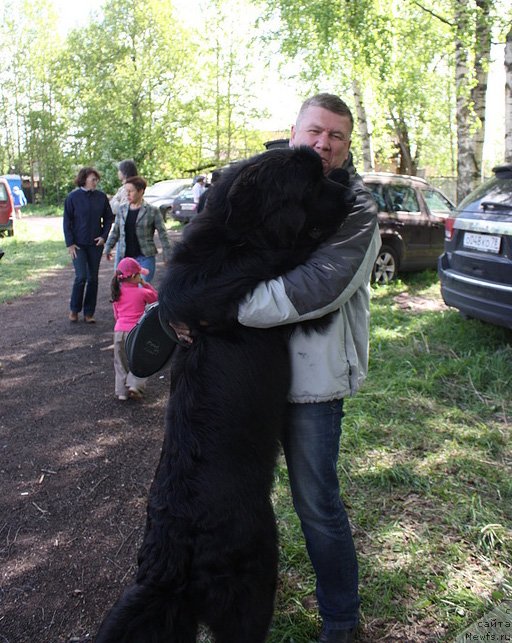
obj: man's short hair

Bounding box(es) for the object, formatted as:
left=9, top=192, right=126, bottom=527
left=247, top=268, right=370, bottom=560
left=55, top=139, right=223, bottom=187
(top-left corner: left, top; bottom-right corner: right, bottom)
left=297, top=93, right=354, bottom=131
left=124, top=175, right=147, bottom=192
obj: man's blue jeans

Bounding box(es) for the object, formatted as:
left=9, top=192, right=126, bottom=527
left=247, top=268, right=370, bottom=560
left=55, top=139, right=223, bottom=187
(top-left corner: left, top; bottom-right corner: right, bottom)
left=70, top=245, right=103, bottom=317
left=282, top=400, right=359, bottom=631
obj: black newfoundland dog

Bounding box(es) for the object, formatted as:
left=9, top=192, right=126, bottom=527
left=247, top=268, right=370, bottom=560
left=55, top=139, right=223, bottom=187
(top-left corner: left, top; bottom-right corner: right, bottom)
left=96, top=147, right=354, bottom=642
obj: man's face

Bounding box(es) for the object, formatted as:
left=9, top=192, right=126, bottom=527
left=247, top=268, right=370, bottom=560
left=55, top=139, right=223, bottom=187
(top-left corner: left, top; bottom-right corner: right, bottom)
left=290, top=105, right=352, bottom=175
left=125, top=183, right=143, bottom=204
left=85, top=174, right=99, bottom=190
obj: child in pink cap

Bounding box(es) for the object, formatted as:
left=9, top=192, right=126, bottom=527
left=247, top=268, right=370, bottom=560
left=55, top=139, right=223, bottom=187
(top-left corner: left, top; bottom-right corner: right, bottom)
left=110, top=257, right=158, bottom=400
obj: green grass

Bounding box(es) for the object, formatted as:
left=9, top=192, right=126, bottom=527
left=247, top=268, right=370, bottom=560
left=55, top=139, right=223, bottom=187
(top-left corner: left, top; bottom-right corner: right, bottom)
left=2, top=228, right=511, bottom=641
left=270, top=272, right=511, bottom=641
left=0, top=215, right=70, bottom=303
left=21, top=203, right=63, bottom=217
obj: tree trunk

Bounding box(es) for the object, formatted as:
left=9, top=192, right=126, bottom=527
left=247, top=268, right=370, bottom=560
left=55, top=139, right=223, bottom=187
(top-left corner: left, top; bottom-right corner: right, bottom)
left=469, top=0, right=492, bottom=186
left=505, top=27, right=512, bottom=163
left=352, top=79, right=373, bottom=171
left=391, top=111, right=416, bottom=175
left=455, top=0, right=474, bottom=202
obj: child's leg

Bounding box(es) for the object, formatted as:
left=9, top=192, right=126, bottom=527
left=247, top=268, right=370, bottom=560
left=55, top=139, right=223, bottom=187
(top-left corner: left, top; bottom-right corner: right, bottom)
left=114, top=331, right=129, bottom=397
left=126, top=373, right=148, bottom=394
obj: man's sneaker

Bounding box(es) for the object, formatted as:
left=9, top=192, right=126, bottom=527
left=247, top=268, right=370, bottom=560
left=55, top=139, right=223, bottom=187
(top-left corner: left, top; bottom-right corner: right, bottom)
left=118, top=394, right=128, bottom=401
left=128, top=388, right=143, bottom=400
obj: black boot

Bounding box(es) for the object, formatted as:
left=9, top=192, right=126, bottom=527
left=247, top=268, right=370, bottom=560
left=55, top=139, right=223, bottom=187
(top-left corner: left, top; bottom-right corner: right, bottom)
left=318, top=627, right=357, bottom=643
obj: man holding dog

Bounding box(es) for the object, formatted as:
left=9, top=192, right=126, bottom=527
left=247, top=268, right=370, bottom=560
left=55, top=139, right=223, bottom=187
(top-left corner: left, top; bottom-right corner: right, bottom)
left=237, top=93, right=381, bottom=642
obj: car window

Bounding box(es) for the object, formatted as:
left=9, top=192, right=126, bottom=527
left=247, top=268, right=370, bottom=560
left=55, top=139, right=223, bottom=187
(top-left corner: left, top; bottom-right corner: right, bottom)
left=177, top=188, right=194, bottom=199
left=422, top=189, right=454, bottom=217
left=388, top=185, right=420, bottom=213
left=365, top=183, right=387, bottom=211
left=0, top=184, right=8, bottom=201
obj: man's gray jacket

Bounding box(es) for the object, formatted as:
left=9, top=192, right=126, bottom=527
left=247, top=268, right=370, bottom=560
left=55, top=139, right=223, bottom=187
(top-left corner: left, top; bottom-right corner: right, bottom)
left=238, top=155, right=381, bottom=403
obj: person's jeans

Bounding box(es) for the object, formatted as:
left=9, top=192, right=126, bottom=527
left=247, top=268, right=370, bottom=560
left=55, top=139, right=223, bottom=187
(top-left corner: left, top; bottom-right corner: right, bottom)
left=282, top=400, right=359, bottom=631
left=70, top=244, right=103, bottom=317
left=135, top=254, right=156, bottom=283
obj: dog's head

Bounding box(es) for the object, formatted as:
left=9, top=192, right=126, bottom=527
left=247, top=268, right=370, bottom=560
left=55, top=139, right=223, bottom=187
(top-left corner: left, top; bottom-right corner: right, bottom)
left=204, top=146, right=354, bottom=248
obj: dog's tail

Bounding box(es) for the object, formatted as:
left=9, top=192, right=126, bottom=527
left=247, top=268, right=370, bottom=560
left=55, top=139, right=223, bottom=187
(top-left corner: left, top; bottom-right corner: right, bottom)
left=95, top=582, right=188, bottom=642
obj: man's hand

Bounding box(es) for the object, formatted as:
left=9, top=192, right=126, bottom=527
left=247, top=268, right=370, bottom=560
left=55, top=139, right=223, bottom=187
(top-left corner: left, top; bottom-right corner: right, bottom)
left=169, top=322, right=194, bottom=345
left=67, top=244, right=79, bottom=259
left=94, top=236, right=105, bottom=247
left=169, top=320, right=210, bottom=345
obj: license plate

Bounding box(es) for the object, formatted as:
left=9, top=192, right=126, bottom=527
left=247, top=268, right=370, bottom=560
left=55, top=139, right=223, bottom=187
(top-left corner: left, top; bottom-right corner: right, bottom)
left=181, top=203, right=196, bottom=211
left=463, top=231, right=501, bottom=253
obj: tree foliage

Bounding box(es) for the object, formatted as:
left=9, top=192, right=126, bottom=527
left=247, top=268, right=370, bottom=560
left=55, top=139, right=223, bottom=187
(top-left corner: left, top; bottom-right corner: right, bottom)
left=0, top=0, right=270, bottom=201
left=0, top=0, right=510, bottom=203
left=256, top=0, right=510, bottom=193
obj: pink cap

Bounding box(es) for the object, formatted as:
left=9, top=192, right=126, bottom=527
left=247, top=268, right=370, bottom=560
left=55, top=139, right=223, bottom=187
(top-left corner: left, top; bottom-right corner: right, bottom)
left=116, top=257, right=149, bottom=278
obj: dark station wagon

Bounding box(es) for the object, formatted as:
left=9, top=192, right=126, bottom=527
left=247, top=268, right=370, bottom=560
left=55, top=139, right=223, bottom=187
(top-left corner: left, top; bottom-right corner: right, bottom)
left=362, top=172, right=455, bottom=284
left=438, top=164, right=512, bottom=329
left=265, top=140, right=458, bottom=285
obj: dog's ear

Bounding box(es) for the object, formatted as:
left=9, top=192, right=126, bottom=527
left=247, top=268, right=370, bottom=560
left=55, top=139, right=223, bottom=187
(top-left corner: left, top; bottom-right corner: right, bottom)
left=225, top=162, right=262, bottom=222
left=224, top=159, right=277, bottom=232
left=225, top=156, right=310, bottom=244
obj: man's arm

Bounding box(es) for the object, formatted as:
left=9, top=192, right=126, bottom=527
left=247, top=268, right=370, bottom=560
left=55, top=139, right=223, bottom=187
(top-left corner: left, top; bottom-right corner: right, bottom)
left=100, top=196, right=115, bottom=241
left=238, top=179, right=381, bottom=328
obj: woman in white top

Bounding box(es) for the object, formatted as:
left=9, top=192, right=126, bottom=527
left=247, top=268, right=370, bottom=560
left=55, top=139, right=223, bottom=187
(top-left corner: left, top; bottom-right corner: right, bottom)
left=110, top=159, right=139, bottom=216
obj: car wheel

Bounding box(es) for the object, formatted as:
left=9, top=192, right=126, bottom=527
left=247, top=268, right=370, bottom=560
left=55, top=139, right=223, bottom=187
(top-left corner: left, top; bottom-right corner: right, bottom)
left=372, top=245, right=398, bottom=285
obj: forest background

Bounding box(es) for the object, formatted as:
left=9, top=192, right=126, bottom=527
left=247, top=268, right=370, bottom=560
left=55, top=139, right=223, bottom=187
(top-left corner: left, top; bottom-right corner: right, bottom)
left=1, top=0, right=511, bottom=207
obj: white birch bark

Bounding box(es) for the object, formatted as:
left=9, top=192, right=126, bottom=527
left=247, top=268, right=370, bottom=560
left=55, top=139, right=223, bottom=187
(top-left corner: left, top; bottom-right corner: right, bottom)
left=455, top=0, right=474, bottom=202
left=469, top=0, right=491, bottom=187
left=505, top=27, right=512, bottom=163
left=352, top=79, right=373, bottom=171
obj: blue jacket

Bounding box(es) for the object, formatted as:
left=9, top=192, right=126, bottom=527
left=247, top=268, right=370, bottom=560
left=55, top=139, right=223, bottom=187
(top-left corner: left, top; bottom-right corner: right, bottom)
left=63, top=188, right=114, bottom=247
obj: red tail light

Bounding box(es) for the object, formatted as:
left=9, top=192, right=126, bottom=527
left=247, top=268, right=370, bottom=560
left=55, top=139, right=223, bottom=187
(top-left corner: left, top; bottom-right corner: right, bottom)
left=445, top=217, right=456, bottom=240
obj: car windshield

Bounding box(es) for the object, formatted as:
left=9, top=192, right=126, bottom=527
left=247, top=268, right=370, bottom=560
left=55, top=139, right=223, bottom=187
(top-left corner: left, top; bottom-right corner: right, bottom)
left=423, top=189, right=454, bottom=217
left=177, top=188, right=194, bottom=198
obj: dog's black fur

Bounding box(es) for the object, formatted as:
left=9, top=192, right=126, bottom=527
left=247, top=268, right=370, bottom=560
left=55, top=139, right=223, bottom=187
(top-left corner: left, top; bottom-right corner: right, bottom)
left=96, top=147, right=354, bottom=642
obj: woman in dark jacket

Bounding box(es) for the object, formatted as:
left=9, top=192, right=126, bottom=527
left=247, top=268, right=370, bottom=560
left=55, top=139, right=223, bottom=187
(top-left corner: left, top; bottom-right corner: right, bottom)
left=63, top=167, right=114, bottom=323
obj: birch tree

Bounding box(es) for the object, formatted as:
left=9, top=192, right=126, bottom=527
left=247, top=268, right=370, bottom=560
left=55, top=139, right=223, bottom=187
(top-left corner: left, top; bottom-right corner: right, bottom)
left=506, top=27, right=512, bottom=163
left=256, top=0, right=454, bottom=175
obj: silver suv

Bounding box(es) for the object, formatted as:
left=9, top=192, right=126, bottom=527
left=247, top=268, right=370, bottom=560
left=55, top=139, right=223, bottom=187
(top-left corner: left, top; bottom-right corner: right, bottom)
left=438, top=164, right=512, bottom=329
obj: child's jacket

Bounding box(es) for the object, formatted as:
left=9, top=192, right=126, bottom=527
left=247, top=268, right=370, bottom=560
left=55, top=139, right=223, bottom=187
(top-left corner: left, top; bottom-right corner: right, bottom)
left=113, top=282, right=158, bottom=332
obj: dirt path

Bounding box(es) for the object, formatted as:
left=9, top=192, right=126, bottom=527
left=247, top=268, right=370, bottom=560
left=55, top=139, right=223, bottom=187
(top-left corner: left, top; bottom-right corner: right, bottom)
left=0, top=227, right=171, bottom=642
